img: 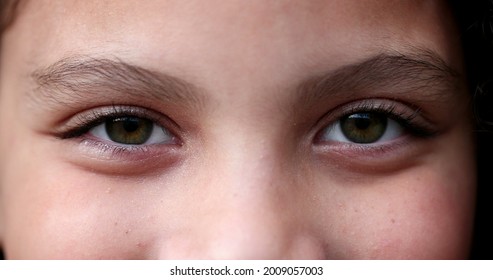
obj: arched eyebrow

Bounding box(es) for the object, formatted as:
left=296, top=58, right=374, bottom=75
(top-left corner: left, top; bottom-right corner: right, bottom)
left=298, top=49, right=462, bottom=107
left=30, top=56, right=205, bottom=110
left=29, top=49, right=461, bottom=113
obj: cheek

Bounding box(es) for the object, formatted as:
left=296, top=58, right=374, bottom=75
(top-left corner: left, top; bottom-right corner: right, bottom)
left=373, top=173, right=472, bottom=259
left=1, top=155, right=168, bottom=259
left=312, top=162, right=475, bottom=259
left=3, top=168, right=107, bottom=258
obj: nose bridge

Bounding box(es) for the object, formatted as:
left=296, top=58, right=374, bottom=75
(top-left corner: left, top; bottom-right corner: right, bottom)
left=180, top=127, right=323, bottom=259
left=204, top=105, right=285, bottom=187
left=209, top=128, right=287, bottom=229
left=155, top=122, right=325, bottom=259
left=206, top=121, right=289, bottom=211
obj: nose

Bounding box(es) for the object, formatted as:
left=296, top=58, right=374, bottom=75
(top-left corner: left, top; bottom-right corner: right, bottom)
left=196, top=190, right=324, bottom=259
left=159, top=187, right=326, bottom=259
left=156, top=141, right=326, bottom=259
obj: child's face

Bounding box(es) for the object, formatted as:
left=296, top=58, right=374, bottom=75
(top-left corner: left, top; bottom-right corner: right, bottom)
left=0, top=0, right=476, bottom=259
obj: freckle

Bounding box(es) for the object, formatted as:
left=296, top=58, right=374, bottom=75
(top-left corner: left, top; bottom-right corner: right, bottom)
left=125, top=229, right=131, bottom=234
left=391, top=219, right=395, bottom=224
left=114, top=222, right=118, bottom=226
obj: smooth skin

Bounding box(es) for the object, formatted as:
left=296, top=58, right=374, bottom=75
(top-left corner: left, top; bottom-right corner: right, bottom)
left=0, top=0, right=476, bottom=259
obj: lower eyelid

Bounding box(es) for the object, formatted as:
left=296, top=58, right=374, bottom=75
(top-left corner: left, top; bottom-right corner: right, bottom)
left=313, top=130, right=429, bottom=165
left=61, top=137, right=184, bottom=176
left=75, top=136, right=181, bottom=161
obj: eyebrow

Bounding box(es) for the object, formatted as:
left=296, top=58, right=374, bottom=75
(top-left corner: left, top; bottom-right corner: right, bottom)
left=297, top=49, right=461, bottom=106
left=30, top=50, right=461, bottom=112
left=31, top=56, right=204, bottom=109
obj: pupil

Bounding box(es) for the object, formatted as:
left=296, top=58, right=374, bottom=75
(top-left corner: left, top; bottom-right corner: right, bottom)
left=122, top=118, right=140, bottom=132
left=354, top=117, right=371, bottom=130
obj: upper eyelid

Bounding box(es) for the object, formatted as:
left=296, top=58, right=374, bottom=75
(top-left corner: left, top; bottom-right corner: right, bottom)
left=57, top=105, right=181, bottom=140
left=312, top=99, right=436, bottom=137
left=339, top=103, right=419, bottom=124
left=314, top=100, right=405, bottom=126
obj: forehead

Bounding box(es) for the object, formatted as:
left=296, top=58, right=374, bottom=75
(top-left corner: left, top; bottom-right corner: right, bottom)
left=4, top=0, right=458, bottom=87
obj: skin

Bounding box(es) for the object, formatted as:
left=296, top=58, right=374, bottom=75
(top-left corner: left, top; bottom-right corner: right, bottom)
left=0, top=0, right=476, bottom=259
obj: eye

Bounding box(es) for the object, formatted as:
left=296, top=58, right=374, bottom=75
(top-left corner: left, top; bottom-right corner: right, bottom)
left=320, top=112, right=404, bottom=144
left=90, top=116, right=174, bottom=145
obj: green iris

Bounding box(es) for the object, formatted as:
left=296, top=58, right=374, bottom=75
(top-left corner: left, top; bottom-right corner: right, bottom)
left=340, top=112, right=387, bottom=143
left=105, top=117, right=153, bottom=144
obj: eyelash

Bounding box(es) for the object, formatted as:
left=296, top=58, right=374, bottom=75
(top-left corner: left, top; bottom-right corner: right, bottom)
left=57, top=100, right=435, bottom=160
left=315, top=100, right=436, bottom=143
left=57, top=106, right=180, bottom=153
